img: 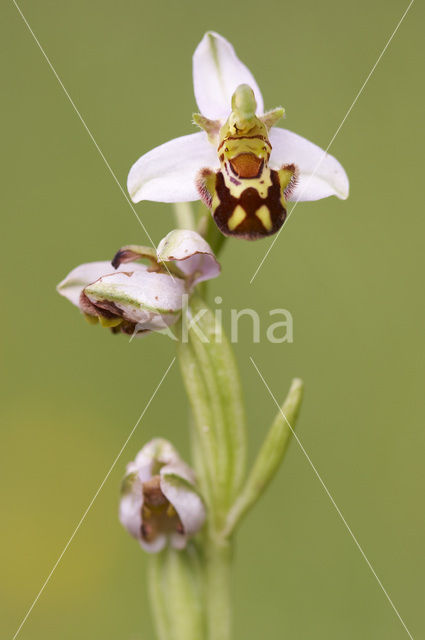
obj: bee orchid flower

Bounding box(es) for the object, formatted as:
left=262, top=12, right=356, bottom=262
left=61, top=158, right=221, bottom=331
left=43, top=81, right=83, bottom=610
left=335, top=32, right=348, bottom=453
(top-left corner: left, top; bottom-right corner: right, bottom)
left=56, top=229, right=220, bottom=336
left=119, top=439, right=206, bottom=552
left=128, top=31, right=349, bottom=240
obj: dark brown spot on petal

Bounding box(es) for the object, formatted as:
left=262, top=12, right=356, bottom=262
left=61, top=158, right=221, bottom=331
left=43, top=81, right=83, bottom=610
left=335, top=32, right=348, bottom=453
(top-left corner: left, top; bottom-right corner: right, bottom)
left=111, top=249, right=141, bottom=269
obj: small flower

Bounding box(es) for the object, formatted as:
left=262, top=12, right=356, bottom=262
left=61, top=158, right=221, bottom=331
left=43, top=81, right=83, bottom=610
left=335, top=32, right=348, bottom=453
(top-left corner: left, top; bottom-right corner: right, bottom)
left=127, top=31, right=349, bottom=239
left=56, top=229, right=219, bottom=336
left=119, top=439, right=206, bottom=552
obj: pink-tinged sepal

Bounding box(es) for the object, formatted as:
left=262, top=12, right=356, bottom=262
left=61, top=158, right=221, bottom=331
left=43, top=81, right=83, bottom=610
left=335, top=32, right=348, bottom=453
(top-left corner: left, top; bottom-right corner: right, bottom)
left=119, top=439, right=206, bottom=553
left=57, top=231, right=220, bottom=336
left=157, top=229, right=220, bottom=287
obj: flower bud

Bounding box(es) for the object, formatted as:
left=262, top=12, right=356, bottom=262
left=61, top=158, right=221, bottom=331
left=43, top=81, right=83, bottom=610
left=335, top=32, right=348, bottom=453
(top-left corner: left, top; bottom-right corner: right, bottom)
left=119, top=439, right=206, bottom=552
left=57, top=261, right=184, bottom=336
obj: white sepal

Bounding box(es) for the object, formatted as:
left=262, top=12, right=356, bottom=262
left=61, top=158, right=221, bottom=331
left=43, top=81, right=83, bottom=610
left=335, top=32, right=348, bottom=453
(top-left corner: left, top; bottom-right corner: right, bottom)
left=160, top=466, right=206, bottom=539
left=57, top=261, right=144, bottom=308
left=119, top=473, right=143, bottom=540
left=269, top=127, right=349, bottom=201
left=127, top=132, right=218, bottom=203
left=193, top=31, right=264, bottom=120
left=157, top=229, right=220, bottom=287
left=84, top=268, right=185, bottom=329
left=133, top=438, right=181, bottom=475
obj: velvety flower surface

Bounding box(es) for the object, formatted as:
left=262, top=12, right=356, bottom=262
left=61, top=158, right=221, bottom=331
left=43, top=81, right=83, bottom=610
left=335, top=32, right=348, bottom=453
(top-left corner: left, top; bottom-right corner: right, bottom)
left=119, top=439, right=206, bottom=552
left=127, top=31, right=349, bottom=217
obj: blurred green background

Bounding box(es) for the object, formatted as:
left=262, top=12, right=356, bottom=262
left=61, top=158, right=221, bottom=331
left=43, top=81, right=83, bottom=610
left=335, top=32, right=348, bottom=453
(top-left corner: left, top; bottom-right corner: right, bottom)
left=1, top=0, right=424, bottom=638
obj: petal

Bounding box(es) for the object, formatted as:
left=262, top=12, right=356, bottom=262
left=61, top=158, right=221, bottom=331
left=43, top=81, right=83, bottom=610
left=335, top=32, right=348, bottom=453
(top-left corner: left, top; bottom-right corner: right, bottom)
left=127, top=132, right=219, bottom=203
left=193, top=31, right=264, bottom=120
left=134, top=439, right=181, bottom=474
left=57, top=261, right=117, bottom=308
left=84, top=269, right=185, bottom=330
left=119, top=473, right=143, bottom=539
left=157, top=229, right=220, bottom=287
left=161, top=460, right=196, bottom=486
left=160, top=470, right=206, bottom=537
left=126, top=459, right=152, bottom=484
left=269, top=128, right=349, bottom=201
left=57, top=261, right=145, bottom=308
left=170, top=532, right=188, bottom=550
left=140, top=534, right=167, bottom=554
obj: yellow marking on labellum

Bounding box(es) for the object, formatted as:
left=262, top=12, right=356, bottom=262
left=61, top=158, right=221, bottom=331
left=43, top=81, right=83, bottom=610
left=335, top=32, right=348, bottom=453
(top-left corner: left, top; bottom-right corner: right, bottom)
left=278, top=166, right=297, bottom=192
left=195, top=84, right=293, bottom=239
left=222, top=162, right=273, bottom=199
left=99, top=315, right=123, bottom=328
left=84, top=313, right=99, bottom=325
left=166, top=504, right=177, bottom=518
left=228, top=205, right=247, bottom=231
left=255, top=204, right=273, bottom=231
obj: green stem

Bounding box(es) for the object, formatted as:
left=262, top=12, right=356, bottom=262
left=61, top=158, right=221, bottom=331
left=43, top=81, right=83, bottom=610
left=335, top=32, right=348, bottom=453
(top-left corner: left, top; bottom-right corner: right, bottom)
left=177, top=296, right=247, bottom=527
left=199, top=212, right=227, bottom=257
left=189, top=296, right=247, bottom=503
left=177, top=335, right=217, bottom=517
left=173, top=202, right=196, bottom=230
left=148, top=546, right=205, bottom=640
left=176, top=295, right=243, bottom=639
left=205, top=538, right=232, bottom=640
left=148, top=553, right=172, bottom=640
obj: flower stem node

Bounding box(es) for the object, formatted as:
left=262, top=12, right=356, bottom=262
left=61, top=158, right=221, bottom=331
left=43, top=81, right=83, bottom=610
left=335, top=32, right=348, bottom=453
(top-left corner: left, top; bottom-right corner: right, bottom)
left=56, top=230, right=219, bottom=337
left=119, top=439, right=206, bottom=553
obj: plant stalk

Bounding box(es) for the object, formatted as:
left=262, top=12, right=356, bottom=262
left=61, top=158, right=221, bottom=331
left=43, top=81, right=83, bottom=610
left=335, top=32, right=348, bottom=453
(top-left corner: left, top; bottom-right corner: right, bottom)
left=205, top=537, right=232, bottom=640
